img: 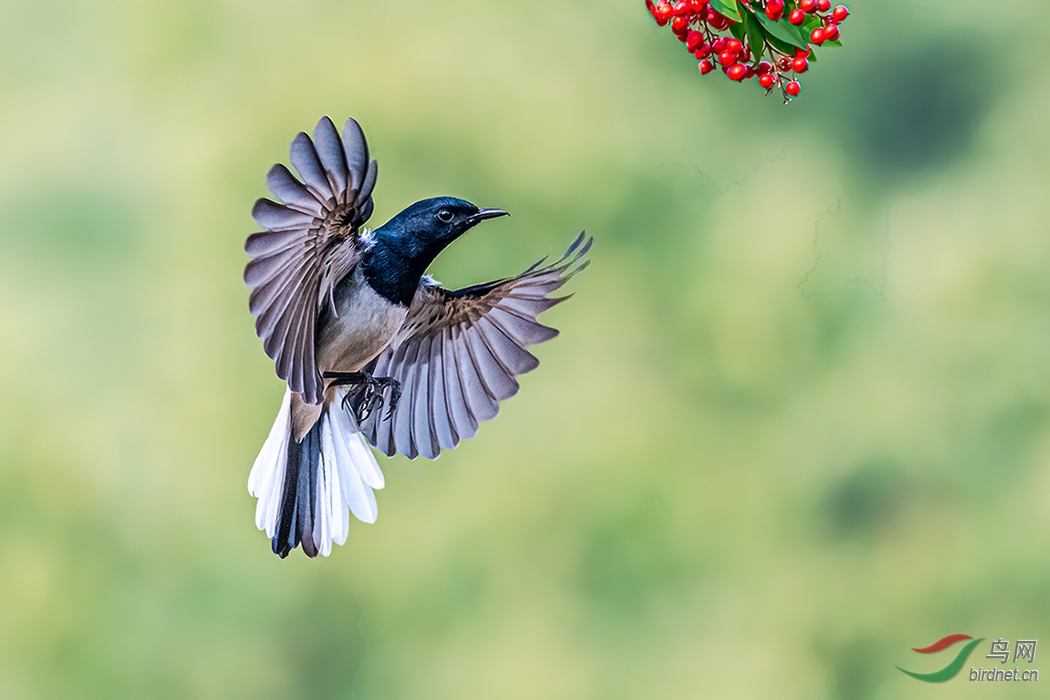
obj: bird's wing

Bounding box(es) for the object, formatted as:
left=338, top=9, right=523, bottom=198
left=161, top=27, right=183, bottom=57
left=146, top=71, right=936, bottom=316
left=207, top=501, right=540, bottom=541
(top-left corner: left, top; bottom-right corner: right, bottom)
left=358, top=233, right=592, bottom=459
left=244, top=116, right=379, bottom=404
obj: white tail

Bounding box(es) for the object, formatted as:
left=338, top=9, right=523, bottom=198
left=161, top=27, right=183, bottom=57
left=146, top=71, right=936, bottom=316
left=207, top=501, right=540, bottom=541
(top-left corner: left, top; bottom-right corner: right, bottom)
left=248, top=388, right=385, bottom=557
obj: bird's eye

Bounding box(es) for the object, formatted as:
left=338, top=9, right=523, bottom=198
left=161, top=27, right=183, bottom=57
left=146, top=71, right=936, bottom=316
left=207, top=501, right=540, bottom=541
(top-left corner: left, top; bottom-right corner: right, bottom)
left=437, top=209, right=454, bottom=223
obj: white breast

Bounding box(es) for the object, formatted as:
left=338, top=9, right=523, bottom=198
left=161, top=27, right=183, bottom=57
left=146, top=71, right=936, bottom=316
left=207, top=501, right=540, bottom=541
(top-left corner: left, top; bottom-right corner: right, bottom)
left=316, top=267, right=408, bottom=373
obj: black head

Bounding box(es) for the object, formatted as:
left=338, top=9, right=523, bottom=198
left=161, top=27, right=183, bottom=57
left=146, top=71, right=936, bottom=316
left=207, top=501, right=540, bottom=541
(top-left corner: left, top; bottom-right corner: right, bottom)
left=364, top=196, right=508, bottom=305
left=376, top=197, right=507, bottom=258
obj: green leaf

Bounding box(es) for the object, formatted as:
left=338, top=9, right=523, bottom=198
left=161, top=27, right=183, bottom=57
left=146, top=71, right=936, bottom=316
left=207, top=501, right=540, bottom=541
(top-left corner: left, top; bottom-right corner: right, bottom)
left=764, top=31, right=799, bottom=56
left=755, top=12, right=809, bottom=49
left=709, top=0, right=742, bottom=23
left=744, top=11, right=769, bottom=62
left=729, top=19, right=746, bottom=41
left=823, top=38, right=842, bottom=47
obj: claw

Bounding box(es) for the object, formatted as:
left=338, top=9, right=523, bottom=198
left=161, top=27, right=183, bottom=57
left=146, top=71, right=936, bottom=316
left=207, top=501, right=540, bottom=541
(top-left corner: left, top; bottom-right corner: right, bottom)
left=326, top=371, right=401, bottom=424
left=360, top=388, right=384, bottom=423
left=385, top=381, right=402, bottom=420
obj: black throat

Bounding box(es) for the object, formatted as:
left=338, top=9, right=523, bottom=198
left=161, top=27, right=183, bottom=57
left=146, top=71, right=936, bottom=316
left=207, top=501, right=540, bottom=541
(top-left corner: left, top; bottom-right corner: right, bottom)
left=361, top=234, right=437, bottom=307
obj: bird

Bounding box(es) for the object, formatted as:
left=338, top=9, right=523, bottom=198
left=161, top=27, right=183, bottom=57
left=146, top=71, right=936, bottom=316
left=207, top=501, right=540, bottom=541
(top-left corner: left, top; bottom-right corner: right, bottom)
left=243, top=116, right=591, bottom=558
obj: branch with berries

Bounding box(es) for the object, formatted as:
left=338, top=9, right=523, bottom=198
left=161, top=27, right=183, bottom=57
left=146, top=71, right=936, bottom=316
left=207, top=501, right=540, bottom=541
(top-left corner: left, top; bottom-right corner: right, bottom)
left=645, top=0, right=850, bottom=101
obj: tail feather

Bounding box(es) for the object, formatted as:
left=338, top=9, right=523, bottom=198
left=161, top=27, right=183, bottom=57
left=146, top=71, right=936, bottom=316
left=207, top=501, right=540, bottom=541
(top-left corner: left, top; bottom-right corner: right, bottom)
left=248, top=389, right=292, bottom=537
left=248, top=388, right=384, bottom=558
left=274, top=427, right=320, bottom=558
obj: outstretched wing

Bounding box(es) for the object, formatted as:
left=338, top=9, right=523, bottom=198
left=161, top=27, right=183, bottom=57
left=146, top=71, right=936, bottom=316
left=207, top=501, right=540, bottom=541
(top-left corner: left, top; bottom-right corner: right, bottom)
left=244, top=116, right=378, bottom=404
left=358, top=234, right=593, bottom=459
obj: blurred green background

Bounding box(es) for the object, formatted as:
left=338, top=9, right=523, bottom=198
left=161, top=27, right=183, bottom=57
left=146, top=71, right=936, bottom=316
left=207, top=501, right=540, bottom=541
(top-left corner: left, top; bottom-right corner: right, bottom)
left=1, top=0, right=1048, bottom=697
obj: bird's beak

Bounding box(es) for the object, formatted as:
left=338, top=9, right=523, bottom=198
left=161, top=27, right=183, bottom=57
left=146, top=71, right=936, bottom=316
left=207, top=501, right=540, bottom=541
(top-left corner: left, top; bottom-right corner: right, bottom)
left=472, top=208, right=509, bottom=222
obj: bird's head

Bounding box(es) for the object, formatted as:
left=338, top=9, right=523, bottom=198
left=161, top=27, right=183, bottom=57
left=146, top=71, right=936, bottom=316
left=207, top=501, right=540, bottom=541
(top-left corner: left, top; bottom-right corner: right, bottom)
left=375, top=196, right=508, bottom=263
left=365, top=196, right=509, bottom=306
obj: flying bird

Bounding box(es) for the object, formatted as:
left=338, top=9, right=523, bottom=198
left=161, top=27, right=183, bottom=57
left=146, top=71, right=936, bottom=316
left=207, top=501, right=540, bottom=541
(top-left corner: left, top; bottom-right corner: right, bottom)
left=244, top=116, right=591, bottom=558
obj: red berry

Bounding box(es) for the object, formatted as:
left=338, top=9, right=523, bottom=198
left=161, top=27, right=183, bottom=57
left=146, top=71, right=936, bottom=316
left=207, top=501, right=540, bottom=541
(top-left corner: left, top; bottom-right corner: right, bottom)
left=655, top=2, right=674, bottom=21
left=785, top=80, right=801, bottom=96
left=800, top=0, right=816, bottom=12
left=824, top=24, right=840, bottom=41
left=758, top=73, right=775, bottom=88
left=695, top=42, right=712, bottom=58
left=766, top=0, right=784, bottom=20
left=686, top=30, right=704, bottom=51
left=727, top=64, right=747, bottom=81
left=757, top=61, right=772, bottom=74
left=718, top=50, right=736, bottom=66
left=794, top=47, right=811, bottom=58
left=788, top=9, right=806, bottom=25
left=671, top=15, right=688, bottom=32
left=726, top=38, right=743, bottom=54
left=708, top=12, right=729, bottom=29
left=792, top=56, right=809, bottom=73
left=832, top=4, right=849, bottom=21
left=672, top=1, right=689, bottom=16
left=744, top=64, right=757, bottom=79
left=817, top=0, right=831, bottom=12
left=778, top=56, right=793, bottom=71
left=698, top=59, right=715, bottom=75
left=712, top=38, right=727, bottom=53
left=810, top=27, right=826, bottom=44
left=688, top=0, right=707, bottom=10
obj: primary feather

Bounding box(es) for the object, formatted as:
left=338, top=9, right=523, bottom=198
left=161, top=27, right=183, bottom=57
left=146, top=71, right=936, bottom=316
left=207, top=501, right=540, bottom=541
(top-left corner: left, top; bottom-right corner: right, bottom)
left=244, top=117, right=378, bottom=404
left=359, top=234, right=592, bottom=460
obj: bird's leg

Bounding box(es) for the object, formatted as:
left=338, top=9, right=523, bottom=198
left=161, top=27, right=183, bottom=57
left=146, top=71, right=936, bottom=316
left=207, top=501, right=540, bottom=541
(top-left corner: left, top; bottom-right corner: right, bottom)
left=322, top=371, right=367, bottom=387
left=322, top=372, right=401, bottom=422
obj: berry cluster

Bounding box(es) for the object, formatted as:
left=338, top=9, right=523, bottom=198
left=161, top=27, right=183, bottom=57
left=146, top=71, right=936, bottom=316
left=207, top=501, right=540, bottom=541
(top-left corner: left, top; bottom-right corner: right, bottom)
left=645, top=0, right=849, bottom=101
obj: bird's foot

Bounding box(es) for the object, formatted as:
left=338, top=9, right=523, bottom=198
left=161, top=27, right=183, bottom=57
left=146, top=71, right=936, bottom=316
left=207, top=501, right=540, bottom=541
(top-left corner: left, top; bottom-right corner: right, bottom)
left=323, top=372, right=401, bottom=423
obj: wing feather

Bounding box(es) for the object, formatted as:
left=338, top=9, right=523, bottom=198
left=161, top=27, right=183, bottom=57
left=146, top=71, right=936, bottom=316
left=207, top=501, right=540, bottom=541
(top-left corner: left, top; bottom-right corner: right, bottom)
left=360, top=234, right=591, bottom=458
left=256, top=260, right=314, bottom=347
left=266, top=163, right=323, bottom=213
left=429, top=333, right=456, bottom=450
left=393, top=340, right=422, bottom=458
left=463, top=324, right=518, bottom=401
left=342, top=118, right=370, bottom=190
left=357, top=160, right=378, bottom=206
left=289, top=132, right=332, bottom=203
left=244, top=117, right=379, bottom=403
left=486, top=306, right=559, bottom=345
left=496, top=295, right=563, bottom=317
left=442, top=325, right=475, bottom=441
left=245, top=229, right=308, bottom=258
left=476, top=317, right=540, bottom=374
left=312, top=116, right=348, bottom=199
left=252, top=198, right=316, bottom=230
left=412, top=333, right=439, bottom=459
left=455, top=323, right=499, bottom=422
